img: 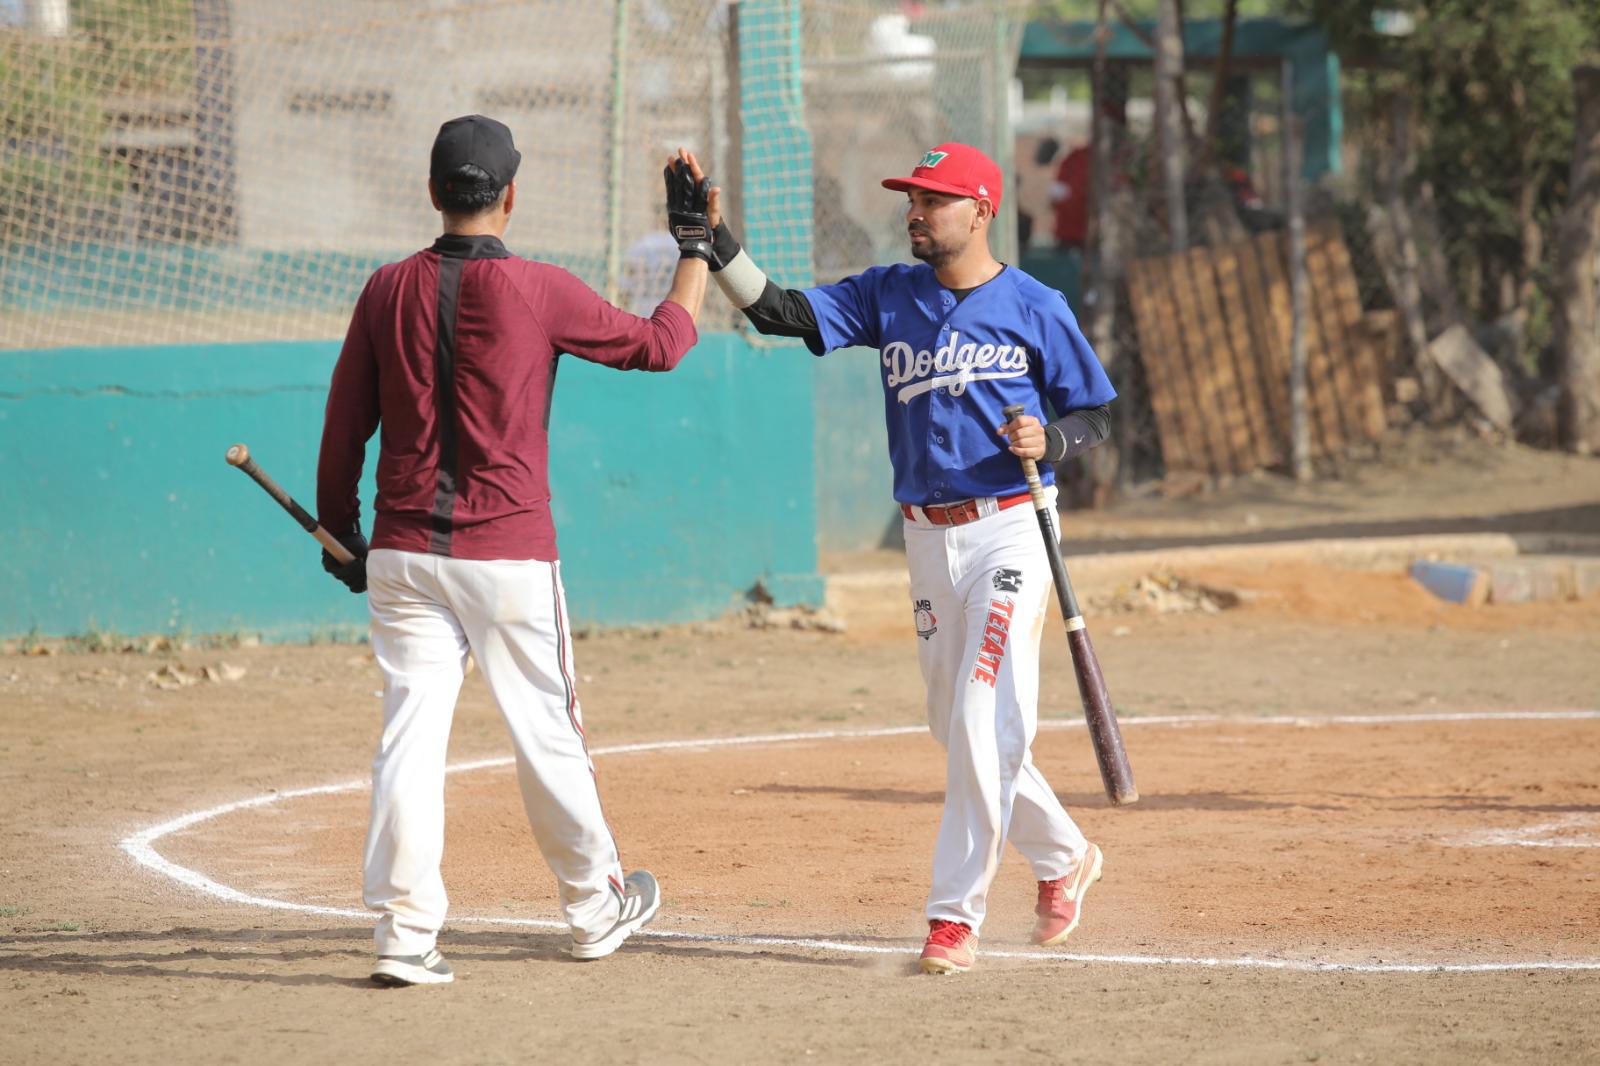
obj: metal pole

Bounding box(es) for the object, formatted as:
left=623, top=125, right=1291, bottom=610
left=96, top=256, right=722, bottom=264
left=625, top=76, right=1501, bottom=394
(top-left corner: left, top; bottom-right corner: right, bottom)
left=1087, top=0, right=1111, bottom=263
left=605, top=0, right=630, bottom=305
left=992, top=10, right=1017, bottom=266
left=1154, top=0, right=1188, bottom=252
left=1088, top=0, right=1123, bottom=491
left=1283, top=58, right=1311, bottom=481
left=723, top=3, right=742, bottom=238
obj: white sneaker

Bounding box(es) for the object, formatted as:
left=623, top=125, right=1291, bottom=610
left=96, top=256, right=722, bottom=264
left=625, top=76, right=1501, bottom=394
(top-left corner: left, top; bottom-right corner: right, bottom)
left=570, top=871, right=661, bottom=960
left=371, top=948, right=454, bottom=986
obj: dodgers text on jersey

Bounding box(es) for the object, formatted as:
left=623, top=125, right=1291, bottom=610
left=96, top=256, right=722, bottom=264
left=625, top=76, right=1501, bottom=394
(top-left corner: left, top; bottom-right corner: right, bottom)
left=882, top=330, right=1030, bottom=403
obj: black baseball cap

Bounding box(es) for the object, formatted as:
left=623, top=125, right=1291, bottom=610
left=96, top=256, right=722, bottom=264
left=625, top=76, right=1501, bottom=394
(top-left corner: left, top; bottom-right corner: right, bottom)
left=430, top=115, right=521, bottom=188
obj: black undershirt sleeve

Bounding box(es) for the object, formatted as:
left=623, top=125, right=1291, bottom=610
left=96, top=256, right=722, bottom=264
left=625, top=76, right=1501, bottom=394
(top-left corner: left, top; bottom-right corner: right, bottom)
left=739, top=281, right=821, bottom=343
left=1042, top=404, right=1112, bottom=463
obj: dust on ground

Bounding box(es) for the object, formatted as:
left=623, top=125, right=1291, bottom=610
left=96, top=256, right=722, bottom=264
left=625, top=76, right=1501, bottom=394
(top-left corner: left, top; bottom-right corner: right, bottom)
left=3, top=428, right=1599, bottom=1066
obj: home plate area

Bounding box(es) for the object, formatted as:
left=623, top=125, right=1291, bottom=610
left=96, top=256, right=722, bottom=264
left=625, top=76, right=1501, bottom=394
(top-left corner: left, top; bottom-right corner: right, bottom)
left=142, top=712, right=1600, bottom=972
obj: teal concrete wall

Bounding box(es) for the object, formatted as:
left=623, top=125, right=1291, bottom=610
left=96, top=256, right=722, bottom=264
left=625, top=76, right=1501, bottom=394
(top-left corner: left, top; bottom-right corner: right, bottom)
left=0, top=334, right=821, bottom=640
left=812, top=348, right=897, bottom=554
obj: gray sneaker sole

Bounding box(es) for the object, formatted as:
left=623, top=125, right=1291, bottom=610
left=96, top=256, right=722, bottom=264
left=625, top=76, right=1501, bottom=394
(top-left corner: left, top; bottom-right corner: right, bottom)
left=370, top=953, right=454, bottom=986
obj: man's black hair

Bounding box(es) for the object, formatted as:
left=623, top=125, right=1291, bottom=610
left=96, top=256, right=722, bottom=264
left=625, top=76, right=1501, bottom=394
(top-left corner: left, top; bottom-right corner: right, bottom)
left=436, top=162, right=505, bottom=216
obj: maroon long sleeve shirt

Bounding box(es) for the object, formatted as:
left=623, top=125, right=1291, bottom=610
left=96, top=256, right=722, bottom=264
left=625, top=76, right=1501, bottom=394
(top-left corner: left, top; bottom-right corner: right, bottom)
left=316, top=233, right=697, bottom=561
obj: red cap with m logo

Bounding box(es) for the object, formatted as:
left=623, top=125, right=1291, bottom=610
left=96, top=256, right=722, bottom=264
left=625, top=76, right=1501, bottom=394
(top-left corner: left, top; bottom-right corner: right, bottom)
left=881, top=143, right=1002, bottom=210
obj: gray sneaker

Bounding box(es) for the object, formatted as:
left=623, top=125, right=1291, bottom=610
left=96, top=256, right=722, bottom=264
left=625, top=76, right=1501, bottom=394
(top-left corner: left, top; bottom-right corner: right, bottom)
left=371, top=948, right=454, bottom=986
left=570, top=870, right=661, bottom=960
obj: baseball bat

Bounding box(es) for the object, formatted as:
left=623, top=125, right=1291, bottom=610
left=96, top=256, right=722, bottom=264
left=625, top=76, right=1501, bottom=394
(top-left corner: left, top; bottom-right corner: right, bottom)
left=1002, top=404, right=1138, bottom=806
left=224, top=444, right=358, bottom=564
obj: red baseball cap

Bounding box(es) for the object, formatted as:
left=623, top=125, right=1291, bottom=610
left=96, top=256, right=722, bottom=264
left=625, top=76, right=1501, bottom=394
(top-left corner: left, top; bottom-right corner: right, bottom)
left=882, top=143, right=1003, bottom=210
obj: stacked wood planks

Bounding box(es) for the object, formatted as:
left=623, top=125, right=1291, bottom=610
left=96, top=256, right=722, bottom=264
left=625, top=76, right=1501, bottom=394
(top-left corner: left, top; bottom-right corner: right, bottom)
left=1126, top=223, right=1393, bottom=476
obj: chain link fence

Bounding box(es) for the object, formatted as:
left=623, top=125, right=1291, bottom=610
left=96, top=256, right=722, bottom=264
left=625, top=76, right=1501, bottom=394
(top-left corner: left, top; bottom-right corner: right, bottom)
left=2, top=0, right=1026, bottom=351
left=801, top=0, right=1025, bottom=285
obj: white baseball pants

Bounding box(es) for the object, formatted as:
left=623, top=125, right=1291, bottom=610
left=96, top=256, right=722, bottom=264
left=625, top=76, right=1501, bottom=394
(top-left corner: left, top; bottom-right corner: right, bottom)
left=904, top=490, right=1090, bottom=933
left=363, top=549, right=625, bottom=956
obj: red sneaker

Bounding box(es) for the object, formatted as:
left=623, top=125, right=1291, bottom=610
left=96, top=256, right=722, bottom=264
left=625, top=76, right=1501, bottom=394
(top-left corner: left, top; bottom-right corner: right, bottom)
left=1033, top=842, right=1103, bottom=946
left=919, top=919, right=977, bottom=975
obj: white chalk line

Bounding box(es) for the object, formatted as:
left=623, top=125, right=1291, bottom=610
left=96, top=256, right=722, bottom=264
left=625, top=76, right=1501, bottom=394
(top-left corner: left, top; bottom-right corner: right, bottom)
left=1443, top=814, right=1600, bottom=849
left=118, top=710, right=1600, bottom=976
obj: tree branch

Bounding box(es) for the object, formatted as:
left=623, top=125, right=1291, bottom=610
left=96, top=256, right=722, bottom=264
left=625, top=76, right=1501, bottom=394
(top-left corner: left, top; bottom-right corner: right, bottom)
left=1105, top=0, right=1154, bottom=51
left=1197, top=0, right=1240, bottom=174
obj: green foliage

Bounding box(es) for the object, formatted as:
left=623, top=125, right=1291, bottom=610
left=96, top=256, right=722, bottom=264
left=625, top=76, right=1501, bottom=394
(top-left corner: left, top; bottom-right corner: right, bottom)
left=1407, top=3, right=1588, bottom=212
left=0, top=36, right=122, bottom=237
left=71, top=0, right=196, bottom=95
left=0, top=2, right=194, bottom=242
left=1297, top=0, right=1598, bottom=362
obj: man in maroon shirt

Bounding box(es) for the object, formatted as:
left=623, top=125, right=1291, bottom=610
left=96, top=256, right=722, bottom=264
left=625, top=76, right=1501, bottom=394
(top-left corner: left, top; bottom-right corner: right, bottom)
left=316, top=115, right=716, bottom=986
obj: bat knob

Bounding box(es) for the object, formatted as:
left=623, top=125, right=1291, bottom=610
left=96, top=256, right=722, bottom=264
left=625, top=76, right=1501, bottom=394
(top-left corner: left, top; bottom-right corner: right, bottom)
left=225, top=443, right=251, bottom=467
left=1001, top=403, right=1026, bottom=422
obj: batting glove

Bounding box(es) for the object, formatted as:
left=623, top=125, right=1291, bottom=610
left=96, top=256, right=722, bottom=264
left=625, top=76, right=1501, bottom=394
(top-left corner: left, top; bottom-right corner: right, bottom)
left=321, top=530, right=369, bottom=595
left=664, top=160, right=714, bottom=263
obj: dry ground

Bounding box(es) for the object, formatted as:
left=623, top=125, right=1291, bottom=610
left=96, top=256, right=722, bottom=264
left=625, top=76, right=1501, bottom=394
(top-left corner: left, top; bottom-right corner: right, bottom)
left=3, top=429, right=1599, bottom=1065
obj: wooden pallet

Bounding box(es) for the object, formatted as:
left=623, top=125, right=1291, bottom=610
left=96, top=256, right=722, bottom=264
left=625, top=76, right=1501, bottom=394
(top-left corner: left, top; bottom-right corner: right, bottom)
left=1126, top=224, right=1392, bottom=475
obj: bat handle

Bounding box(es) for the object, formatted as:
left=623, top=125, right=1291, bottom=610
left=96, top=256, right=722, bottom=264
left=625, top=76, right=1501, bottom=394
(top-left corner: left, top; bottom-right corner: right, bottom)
left=225, top=443, right=358, bottom=565
left=314, top=529, right=358, bottom=565
left=1001, top=404, right=1049, bottom=511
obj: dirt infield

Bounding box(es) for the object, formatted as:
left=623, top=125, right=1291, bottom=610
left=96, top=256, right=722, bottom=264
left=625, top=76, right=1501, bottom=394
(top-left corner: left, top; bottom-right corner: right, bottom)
left=4, top=580, right=1599, bottom=1062
left=4, top=434, right=1599, bottom=1064
left=158, top=714, right=1599, bottom=967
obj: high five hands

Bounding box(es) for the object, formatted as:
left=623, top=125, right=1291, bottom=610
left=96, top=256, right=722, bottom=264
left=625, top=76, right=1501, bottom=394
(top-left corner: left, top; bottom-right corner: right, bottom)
left=664, top=148, right=722, bottom=263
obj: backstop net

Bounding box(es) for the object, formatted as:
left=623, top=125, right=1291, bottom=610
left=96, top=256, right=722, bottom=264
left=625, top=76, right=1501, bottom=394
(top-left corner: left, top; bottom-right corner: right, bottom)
left=2, top=0, right=1026, bottom=351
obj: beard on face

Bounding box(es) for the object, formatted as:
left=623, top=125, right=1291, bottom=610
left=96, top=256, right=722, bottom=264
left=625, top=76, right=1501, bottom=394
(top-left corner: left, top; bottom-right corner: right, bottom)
left=909, top=225, right=960, bottom=264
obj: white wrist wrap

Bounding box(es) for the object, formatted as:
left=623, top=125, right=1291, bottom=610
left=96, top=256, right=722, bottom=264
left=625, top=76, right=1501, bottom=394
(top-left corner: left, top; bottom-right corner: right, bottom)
left=714, top=249, right=769, bottom=309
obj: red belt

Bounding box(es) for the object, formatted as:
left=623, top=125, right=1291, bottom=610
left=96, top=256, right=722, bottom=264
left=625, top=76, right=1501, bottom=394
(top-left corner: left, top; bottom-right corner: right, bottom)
left=901, top=491, right=1032, bottom=527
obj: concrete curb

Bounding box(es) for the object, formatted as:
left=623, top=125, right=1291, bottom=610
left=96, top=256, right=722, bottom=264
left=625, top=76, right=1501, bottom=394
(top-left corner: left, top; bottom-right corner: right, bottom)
left=825, top=532, right=1600, bottom=612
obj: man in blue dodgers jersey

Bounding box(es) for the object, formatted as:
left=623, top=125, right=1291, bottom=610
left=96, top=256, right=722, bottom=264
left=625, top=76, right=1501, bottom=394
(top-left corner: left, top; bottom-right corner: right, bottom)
left=690, top=143, right=1116, bottom=974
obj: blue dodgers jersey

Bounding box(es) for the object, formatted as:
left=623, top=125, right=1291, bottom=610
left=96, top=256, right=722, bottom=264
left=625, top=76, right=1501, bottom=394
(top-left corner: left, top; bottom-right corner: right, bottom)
left=802, top=263, right=1117, bottom=506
